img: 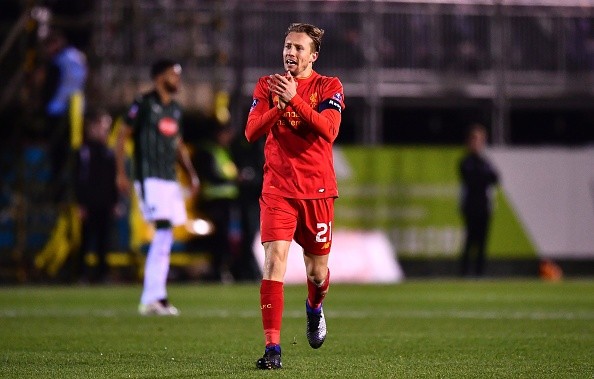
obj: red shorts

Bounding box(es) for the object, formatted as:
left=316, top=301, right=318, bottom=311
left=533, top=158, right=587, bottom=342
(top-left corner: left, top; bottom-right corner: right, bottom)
left=259, top=193, right=335, bottom=256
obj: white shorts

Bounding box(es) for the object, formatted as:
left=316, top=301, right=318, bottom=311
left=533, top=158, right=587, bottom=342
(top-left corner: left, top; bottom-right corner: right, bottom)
left=134, top=177, right=187, bottom=226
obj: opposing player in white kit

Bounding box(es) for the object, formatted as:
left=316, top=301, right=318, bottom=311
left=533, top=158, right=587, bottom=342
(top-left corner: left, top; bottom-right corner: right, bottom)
left=116, top=59, right=199, bottom=315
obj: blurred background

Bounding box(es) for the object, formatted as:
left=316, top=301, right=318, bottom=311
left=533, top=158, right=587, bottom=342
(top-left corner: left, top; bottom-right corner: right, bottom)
left=1, top=0, right=593, bottom=284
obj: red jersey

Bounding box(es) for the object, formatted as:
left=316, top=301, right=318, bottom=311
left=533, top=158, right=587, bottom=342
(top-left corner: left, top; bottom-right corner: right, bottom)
left=246, top=70, right=345, bottom=199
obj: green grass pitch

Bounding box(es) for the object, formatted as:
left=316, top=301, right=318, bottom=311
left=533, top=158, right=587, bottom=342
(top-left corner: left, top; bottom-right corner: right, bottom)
left=1, top=280, right=593, bottom=378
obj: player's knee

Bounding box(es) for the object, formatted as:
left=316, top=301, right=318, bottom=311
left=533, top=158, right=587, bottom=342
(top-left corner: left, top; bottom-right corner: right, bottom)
left=308, top=273, right=327, bottom=285
left=306, top=265, right=328, bottom=284
left=266, top=251, right=286, bottom=269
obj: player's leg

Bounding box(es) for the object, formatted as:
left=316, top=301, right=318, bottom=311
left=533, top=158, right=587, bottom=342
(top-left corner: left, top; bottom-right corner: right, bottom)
left=139, top=219, right=177, bottom=315
left=256, top=194, right=296, bottom=369
left=304, top=252, right=330, bottom=308
left=303, top=252, right=329, bottom=349
left=257, top=240, right=290, bottom=369
left=296, top=197, right=334, bottom=349
left=261, top=240, right=290, bottom=346
left=136, top=178, right=182, bottom=315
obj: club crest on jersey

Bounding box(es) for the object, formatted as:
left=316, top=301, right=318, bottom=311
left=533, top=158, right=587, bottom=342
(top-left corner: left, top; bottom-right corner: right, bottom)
left=249, top=98, right=258, bottom=112
left=310, top=93, right=318, bottom=108
left=158, top=117, right=178, bottom=136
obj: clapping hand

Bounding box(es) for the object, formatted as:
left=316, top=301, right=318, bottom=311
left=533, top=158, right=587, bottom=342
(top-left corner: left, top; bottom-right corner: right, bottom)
left=268, top=71, right=297, bottom=110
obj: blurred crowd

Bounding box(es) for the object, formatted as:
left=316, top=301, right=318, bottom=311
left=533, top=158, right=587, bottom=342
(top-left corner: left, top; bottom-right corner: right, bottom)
left=0, top=3, right=264, bottom=284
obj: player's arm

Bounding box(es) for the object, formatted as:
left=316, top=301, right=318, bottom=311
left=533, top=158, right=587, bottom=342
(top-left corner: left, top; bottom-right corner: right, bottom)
left=245, top=106, right=283, bottom=143
left=245, top=78, right=283, bottom=143
left=271, top=74, right=344, bottom=143
left=116, top=99, right=142, bottom=195
left=289, top=96, right=341, bottom=143
left=115, top=123, right=132, bottom=195
left=176, top=137, right=200, bottom=196
left=487, top=161, right=500, bottom=185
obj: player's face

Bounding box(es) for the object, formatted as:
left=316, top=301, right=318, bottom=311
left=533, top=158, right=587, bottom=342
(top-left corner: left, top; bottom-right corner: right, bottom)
left=283, top=32, right=318, bottom=78
left=162, top=65, right=182, bottom=93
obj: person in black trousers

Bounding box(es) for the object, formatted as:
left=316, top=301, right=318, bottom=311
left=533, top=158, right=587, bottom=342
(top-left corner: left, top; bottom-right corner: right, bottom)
left=230, top=133, right=264, bottom=282
left=194, top=125, right=240, bottom=283
left=74, top=109, right=118, bottom=283
left=459, top=124, right=499, bottom=277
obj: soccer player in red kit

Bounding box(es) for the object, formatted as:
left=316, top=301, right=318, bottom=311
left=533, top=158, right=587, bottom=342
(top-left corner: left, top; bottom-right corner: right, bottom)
left=245, top=23, right=345, bottom=369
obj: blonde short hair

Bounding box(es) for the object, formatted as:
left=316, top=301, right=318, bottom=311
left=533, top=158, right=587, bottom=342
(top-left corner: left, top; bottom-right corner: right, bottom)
left=286, top=23, right=325, bottom=53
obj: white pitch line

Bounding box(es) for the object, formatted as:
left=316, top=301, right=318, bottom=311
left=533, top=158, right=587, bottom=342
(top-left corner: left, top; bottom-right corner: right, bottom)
left=1, top=308, right=593, bottom=321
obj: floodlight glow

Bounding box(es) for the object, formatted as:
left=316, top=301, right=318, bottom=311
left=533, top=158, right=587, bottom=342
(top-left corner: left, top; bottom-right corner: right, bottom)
left=186, top=218, right=214, bottom=236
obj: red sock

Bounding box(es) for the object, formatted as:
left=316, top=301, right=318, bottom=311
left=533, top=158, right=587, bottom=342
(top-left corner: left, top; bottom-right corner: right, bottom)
left=307, top=269, right=330, bottom=309
left=260, top=279, right=284, bottom=346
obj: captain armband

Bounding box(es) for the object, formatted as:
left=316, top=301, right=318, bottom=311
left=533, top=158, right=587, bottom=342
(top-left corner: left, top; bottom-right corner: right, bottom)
left=319, top=98, right=342, bottom=113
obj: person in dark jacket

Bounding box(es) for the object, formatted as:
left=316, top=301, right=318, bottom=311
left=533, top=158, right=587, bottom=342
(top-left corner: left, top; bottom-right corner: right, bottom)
left=194, top=125, right=240, bottom=283
left=459, top=123, right=499, bottom=277
left=230, top=133, right=264, bottom=282
left=42, top=30, right=88, bottom=200
left=74, top=109, right=118, bottom=283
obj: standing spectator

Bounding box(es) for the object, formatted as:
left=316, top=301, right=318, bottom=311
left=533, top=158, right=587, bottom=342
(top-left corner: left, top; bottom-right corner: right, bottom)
left=230, top=133, right=264, bottom=282
left=74, top=109, right=118, bottom=284
left=194, top=125, right=240, bottom=283
left=245, top=23, right=345, bottom=369
left=459, top=124, right=499, bottom=277
left=115, top=59, right=199, bottom=316
left=41, top=29, right=87, bottom=198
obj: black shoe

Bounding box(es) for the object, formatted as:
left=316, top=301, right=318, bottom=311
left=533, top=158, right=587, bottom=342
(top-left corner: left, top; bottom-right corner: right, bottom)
left=256, top=345, right=282, bottom=369
left=306, top=300, right=327, bottom=349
